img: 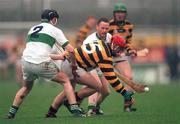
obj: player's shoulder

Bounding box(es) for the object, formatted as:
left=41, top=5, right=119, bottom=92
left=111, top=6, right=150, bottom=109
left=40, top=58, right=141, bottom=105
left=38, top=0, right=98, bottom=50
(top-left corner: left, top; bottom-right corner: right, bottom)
left=83, top=32, right=96, bottom=44
left=109, top=19, right=116, bottom=25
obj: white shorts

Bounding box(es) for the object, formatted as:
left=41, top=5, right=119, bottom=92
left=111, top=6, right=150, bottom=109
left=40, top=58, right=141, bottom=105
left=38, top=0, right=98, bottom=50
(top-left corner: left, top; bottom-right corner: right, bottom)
left=54, top=59, right=86, bottom=80
left=21, top=59, right=59, bottom=82
left=90, top=68, right=103, bottom=77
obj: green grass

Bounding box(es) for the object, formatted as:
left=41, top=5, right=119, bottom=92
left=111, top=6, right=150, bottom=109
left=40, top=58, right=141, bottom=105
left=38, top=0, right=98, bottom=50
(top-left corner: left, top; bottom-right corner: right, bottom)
left=0, top=80, right=180, bottom=124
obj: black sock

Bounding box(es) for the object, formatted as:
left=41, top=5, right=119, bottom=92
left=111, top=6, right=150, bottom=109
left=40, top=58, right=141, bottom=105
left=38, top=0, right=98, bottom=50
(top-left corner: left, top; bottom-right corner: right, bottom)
left=8, top=106, right=19, bottom=117
left=121, top=89, right=127, bottom=96
left=75, top=92, right=83, bottom=102
left=47, top=106, right=57, bottom=115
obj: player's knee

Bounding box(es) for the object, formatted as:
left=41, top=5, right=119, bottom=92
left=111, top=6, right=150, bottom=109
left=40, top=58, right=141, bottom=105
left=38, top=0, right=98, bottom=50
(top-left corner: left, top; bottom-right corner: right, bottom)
left=55, top=72, right=69, bottom=84
left=20, top=95, right=25, bottom=99
left=102, top=89, right=110, bottom=97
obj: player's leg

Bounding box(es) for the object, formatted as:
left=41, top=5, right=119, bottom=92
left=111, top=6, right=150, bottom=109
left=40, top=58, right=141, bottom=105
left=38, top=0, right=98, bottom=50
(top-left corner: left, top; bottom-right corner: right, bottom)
left=62, top=71, right=103, bottom=107
left=6, top=59, right=36, bottom=119
left=6, top=81, right=34, bottom=119
left=46, top=70, right=103, bottom=118
left=52, top=72, right=78, bottom=103
left=114, top=60, right=136, bottom=112
left=87, top=69, right=101, bottom=107
left=45, top=60, right=85, bottom=117
left=87, top=69, right=110, bottom=116
left=63, top=61, right=103, bottom=100
left=45, top=73, right=99, bottom=117
left=49, top=73, right=85, bottom=116
left=46, top=77, right=78, bottom=117
left=94, top=75, right=110, bottom=114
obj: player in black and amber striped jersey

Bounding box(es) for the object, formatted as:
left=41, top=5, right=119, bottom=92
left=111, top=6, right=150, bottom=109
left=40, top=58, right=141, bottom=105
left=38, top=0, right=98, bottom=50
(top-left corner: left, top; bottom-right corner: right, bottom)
left=109, top=20, right=133, bottom=51
left=108, top=3, right=137, bottom=95
left=109, top=3, right=134, bottom=53
left=74, top=36, right=133, bottom=100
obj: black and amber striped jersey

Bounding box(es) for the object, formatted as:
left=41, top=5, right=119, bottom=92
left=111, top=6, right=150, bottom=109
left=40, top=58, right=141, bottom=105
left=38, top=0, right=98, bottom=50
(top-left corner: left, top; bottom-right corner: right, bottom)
left=74, top=40, right=126, bottom=94
left=109, top=19, right=134, bottom=52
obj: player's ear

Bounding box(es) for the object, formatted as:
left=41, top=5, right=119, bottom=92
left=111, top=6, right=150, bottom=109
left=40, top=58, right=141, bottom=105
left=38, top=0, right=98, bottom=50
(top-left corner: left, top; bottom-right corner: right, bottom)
left=50, top=17, right=57, bottom=25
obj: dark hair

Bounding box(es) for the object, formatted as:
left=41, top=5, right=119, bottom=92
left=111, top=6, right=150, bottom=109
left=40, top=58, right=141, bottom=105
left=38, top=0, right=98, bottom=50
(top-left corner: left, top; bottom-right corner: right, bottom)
left=41, top=9, right=59, bottom=21
left=97, top=18, right=109, bottom=25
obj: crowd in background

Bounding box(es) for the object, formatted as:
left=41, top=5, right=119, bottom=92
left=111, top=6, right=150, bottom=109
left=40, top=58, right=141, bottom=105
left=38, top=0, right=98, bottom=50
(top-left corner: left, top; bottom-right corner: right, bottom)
left=0, top=35, right=25, bottom=82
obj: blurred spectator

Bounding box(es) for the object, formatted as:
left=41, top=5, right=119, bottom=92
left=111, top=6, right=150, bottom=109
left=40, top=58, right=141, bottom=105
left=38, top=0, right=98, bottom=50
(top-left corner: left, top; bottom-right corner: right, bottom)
left=75, top=16, right=96, bottom=47
left=11, top=36, right=26, bottom=83
left=0, top=43, right=9, bottom=80
left=165, top=46, right=179, bottom=81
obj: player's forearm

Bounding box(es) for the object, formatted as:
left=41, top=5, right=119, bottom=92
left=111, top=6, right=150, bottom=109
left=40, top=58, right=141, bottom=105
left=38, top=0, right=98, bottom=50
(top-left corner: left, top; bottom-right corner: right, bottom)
left=68, top=51, right=76, bottom=66
left=49, top=54, right=65, bottom=60
left=65, top=44, right=77, bottom=66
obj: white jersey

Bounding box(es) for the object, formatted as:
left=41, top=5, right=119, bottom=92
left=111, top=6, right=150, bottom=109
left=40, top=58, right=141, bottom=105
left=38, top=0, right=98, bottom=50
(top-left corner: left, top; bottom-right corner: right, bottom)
left=22, top=22, right=68, bottom=64
left=83, top=32, right=112, bottom=45
left=83, top=32, right=112, bottom=75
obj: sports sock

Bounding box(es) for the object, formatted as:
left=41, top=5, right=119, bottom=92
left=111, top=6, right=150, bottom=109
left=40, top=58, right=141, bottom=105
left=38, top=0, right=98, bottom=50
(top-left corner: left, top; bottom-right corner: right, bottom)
left=70, top=103, right=79, bottom=110
left=47, top=106, right=58, bottom=115
left=88, top=105, right=96, bottom=110
left=122, top=90, right=133, bottom=101
left=8, top=106, right=19, bottom=117
left=75, top=92, right=83, bottom=105
left=75, top=92, right=83, bottom=102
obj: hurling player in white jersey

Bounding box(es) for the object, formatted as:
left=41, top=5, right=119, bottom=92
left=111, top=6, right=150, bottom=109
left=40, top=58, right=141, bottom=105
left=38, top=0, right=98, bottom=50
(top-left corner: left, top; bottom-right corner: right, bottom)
left=82, top=18, right=112, bottom=115
left=6, top=9, right=85, bottom=119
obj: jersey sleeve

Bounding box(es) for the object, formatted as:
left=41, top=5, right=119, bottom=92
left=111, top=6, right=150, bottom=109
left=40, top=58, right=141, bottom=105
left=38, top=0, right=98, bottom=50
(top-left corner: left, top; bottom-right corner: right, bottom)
left=98, top=58, right=125, bottom=94
left=54, top=28, right=69, bottom=48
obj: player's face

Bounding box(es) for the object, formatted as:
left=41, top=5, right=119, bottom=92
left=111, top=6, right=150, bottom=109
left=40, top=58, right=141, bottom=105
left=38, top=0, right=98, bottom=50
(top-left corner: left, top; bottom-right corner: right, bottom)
left=96, top=22, right=109, bottom=38
left=114, top=11, right=126, bottom=21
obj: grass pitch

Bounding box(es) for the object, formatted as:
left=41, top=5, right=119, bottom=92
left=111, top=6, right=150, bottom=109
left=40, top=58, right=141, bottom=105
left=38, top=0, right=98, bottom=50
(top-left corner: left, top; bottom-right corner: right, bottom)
left=0, top=80, right=179, bottom=124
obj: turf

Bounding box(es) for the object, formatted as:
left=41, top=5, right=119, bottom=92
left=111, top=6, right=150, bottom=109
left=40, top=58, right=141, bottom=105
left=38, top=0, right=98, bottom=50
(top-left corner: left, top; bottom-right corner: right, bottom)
left=0, top=80, right=180, bottom=124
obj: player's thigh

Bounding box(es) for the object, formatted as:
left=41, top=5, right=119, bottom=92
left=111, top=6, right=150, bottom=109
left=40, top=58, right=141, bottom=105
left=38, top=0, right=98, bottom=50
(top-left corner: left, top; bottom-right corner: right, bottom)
left=114, top=60, right=133, bottom=79
left=60, top=60, right=74, bottom=80
left=21, top=60, right=37, bottom=88
left=100, top=75, right=111, bottom=94
left=90, top=69, right=101, bottom=83
left=39, top=60, right=60, bottom=80
left=77, top=71, right=102, bottom=92
left=52, top=72, right=70, bottom=84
